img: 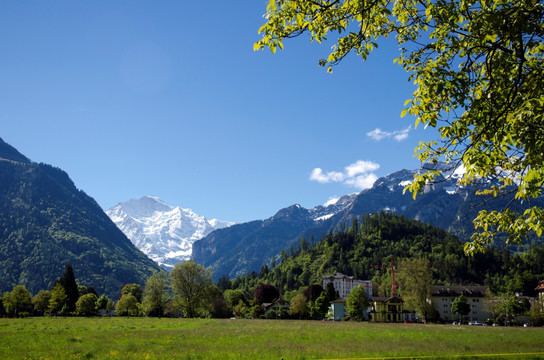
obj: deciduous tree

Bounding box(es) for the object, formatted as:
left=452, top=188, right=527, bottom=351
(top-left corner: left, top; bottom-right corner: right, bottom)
left=95, top=294, right=110, bottom=313
left=530, top=298, right=544, bottom=326
left=121, top=283, right=143, bottom=303
left=170, top=260, right=213, bottom=318
left=76, top=293, right=98, bottom=316
left=289, top=293, right=309, bottom=319
left=116, top=294, right=140, bottom=317
left=142, top=271, right=169, bottom=317
left=32, top=290, right=52, bottom=315
left=310, top=291, right=331, bottom=319
left=304, top=284, right=324, bottom=303
left=451, top=295, right=471, bottom=321
left=49, top=283, right=67, bottom=316
left=3, top=285, right=32, bottom=317
left=397, top=257, right=433, bottom=322
left=224, top=289, right=248, bottom=309
left=208, top=286, right=231, bottom=318
left=255, top=0, right=544, bottom=253
left=346, top=285, right=369, bottom=321
left=254, top=284, right=280, bottom=305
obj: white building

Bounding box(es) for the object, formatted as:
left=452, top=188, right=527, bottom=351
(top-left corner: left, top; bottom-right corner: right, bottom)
left=323, top=273, right=373, bottom=299
left=430, top=285, right=490, bottom=323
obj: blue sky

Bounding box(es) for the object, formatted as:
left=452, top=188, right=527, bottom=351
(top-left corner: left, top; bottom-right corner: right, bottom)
left=0, top=1, right=438, bottom=223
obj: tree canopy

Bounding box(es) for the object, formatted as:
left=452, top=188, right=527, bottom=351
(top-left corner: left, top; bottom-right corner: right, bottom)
left=255, top=0, right=544, bottom=253
left=142, top=271, right=169, bottom=317
left=346, top=285, right=369, bottom=321
left=170, top=260, right=213, bottom=318
left=254, top=284, right=280, bottom=304
left=392, top=257, right=433, bottom=322
left=450, top=294, right=471, bottom=320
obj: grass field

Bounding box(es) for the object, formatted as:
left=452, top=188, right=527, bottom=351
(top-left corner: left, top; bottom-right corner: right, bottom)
left=0, top=317, right=543, bottom=360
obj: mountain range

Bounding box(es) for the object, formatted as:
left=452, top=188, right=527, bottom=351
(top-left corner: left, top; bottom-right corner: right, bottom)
left=192, top=164, right=544, bottom=280
left=0, top=137, right=160, bottom=298
left=106, top=196, right=234, bottom=270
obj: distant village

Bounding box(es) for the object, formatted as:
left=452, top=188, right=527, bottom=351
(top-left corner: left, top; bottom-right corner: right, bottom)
left=262, top=272, right=544, bottom=325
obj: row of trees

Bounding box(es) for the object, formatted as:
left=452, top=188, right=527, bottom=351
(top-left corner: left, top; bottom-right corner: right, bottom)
left=2, top=260, right=542, bottom=324
left=0, top=259, right=372, bottom=321
left=1, top=264, right=115, bottom=318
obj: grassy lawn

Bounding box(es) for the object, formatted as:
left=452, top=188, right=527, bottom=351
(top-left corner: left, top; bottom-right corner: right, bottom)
left=0, top=317, right=543, bottom=360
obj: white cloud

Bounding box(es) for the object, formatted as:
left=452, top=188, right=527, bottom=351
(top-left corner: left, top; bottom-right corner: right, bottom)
left=393, top=126, right=411, bottom=141
left=310, top=160, right=380, bottom=190
left=345, top=160, right=380, bottom=177
left=309, top=168, right=344, bottom=183
left=367, top=126, right=411, bottom=142
left=366, top=128, right=390, bottom=141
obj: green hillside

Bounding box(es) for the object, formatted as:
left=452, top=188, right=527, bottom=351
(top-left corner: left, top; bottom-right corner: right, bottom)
left=0, top=138, right=160, bottom=298
left=232, top=212, right=544, bottom=297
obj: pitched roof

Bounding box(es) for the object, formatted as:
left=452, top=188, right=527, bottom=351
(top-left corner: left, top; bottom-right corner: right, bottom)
left=430, top=285, right=487, bottom=297
left=323, top=273, right=355, bottom=280
left=371, top=296, right=403, bottom=303
left=262, top=297, right=290, bottom=309
left=535, top=280, right=544, bottom=292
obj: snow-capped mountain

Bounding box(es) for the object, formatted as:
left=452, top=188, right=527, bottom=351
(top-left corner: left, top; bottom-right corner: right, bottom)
left=106, top=196, right=234, bottom=270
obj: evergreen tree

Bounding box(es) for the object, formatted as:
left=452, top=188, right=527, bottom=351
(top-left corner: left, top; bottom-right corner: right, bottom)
left=304, top=284, right=324, bottom=303
left=216, top=275, right=232, bottom=291
left=58, top=264, right=79, bottom=313
left=325, top=282, right=338, bottom=302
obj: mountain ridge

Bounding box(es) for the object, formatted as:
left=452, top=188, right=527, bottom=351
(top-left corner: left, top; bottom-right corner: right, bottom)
left=193, top=165, right=544, bottom=280
left=0, top=138, right=161, bottom=298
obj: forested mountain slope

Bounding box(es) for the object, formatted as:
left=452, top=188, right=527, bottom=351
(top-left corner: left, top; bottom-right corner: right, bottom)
left=231, top=213, right=544, bottom=297
left=0, top=138, right=160, bottom=298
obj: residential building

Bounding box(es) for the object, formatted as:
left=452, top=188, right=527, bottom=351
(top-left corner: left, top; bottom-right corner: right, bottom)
left=430, top=285, right=490, bottom=322
left=329, top=298, right=347, bottom=321
left=262, top=297, right=290, bottom=315
left=322, top=273, right=372, bottom=299
left=370, top=296, right=405, bottom=323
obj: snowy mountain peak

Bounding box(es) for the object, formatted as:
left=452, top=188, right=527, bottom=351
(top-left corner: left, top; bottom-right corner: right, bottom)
left=110, top=196, right=173, bottom=219
left=106, top=196, right=234, bottom=270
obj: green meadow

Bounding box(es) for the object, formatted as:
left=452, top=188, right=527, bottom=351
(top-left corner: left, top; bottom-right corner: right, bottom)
left=0, top=317, right=543, bottom=360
